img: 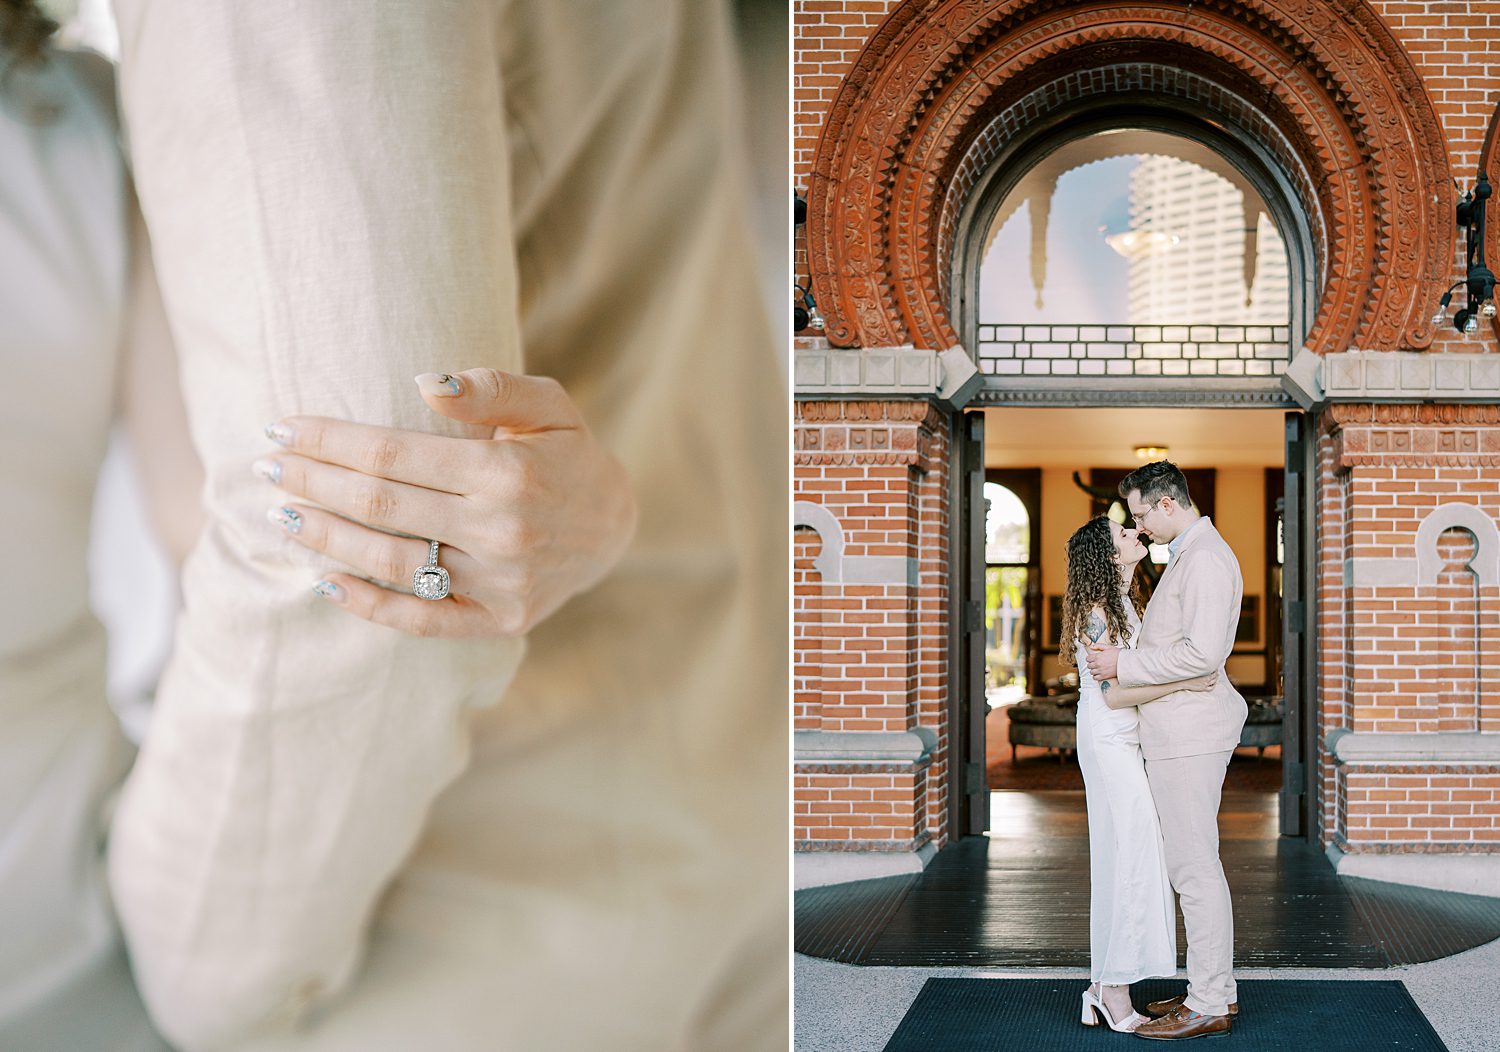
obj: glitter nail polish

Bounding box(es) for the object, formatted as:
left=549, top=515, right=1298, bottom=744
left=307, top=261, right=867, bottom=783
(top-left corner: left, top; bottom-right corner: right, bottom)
left=268, top=506, right=302, bottom=534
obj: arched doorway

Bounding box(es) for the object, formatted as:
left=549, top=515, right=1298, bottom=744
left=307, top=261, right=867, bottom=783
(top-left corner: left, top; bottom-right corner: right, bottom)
left=944, top=116, right=1321, bottom=838
left=967, top=124, right=1300, bottom=821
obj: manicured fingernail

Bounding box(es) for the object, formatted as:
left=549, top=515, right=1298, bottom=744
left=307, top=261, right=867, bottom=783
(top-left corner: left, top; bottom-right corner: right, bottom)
left=268, top=506, right=302, bottom=534
left=264, top=421, right=294, bottom=446
left=415, top=372, right=463, bottom=397
left=252, top=457, right=282, bottom=484
left=312, top=580, right=346, bottom=604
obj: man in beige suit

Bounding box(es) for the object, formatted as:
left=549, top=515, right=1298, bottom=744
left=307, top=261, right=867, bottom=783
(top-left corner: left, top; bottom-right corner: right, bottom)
left=1086, top=461, right=1248, bottom=1041
left=103, top=3, right=786, bottom=1050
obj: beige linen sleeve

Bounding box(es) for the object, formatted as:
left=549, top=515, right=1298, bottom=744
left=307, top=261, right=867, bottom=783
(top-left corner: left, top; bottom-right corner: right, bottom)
left=1102, top=673, right=1217, bottom=709
left=107, top=4, right=525, bottom=1048
left=1116, top=550, right=1239, bottom=688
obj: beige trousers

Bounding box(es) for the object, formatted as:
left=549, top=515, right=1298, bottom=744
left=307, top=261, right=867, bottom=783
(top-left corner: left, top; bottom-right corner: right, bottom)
left=1144, top=750, right=1238, bottom=1016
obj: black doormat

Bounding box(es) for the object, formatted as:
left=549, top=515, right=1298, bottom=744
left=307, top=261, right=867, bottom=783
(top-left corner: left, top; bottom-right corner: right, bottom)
left=882, top=978, right=1446, bottom=1051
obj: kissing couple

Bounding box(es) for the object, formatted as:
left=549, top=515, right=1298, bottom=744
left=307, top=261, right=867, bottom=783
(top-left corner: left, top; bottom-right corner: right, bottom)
left=1063, top=461, right=1250, bottom=1040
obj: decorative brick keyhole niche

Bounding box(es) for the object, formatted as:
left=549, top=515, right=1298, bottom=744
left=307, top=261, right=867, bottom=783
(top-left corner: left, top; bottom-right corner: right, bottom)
left=805, top=0, right=1452, bottom=357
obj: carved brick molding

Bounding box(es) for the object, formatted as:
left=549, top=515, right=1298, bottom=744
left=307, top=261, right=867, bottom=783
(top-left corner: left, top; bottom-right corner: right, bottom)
left=1324, top=400, right=1500, bottom=468
left=807, top=0, right=1451, bottom=355
left=1327, top=404, right=1500, bottom=425
left=971, top=377, right=1293, bottom=408
left=796, top=398, right=947, bottom=472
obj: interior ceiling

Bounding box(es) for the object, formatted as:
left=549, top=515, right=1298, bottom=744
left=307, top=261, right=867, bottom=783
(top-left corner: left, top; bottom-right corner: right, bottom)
left=983, top=407, right=1285, bottom=468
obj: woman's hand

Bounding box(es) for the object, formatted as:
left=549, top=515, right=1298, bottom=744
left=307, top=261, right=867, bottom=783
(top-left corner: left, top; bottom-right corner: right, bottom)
left=255, top=369, right=637, bottom=638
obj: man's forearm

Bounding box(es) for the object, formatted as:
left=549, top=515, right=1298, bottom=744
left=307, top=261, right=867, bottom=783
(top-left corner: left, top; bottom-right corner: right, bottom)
left=108, top=2, right=527, bottom=1046
left=1117, top=639, right=1224, bottom=686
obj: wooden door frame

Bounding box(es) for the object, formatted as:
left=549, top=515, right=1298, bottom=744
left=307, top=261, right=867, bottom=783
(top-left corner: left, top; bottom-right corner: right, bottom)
left=1279, top=411, right=1318, bottom=838
left=947, top=411, right=990, bottom=840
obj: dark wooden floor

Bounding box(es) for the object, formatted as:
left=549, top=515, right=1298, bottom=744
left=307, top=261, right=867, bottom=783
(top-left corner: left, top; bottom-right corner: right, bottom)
left=797, top=791, right=1500, bottom=968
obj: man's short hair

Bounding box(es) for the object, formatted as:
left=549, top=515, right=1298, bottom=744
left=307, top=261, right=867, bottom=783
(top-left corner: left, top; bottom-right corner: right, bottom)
left=1119, top=461, right=1192, bottom=510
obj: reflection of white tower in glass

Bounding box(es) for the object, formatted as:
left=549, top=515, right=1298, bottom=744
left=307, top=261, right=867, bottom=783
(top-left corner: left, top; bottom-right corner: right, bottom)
left=1121, top=156, right=1288, bottom=325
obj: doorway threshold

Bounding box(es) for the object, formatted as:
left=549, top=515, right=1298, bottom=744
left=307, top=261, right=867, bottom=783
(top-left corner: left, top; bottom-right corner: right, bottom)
left=794, top=791, right=1500, bottom=968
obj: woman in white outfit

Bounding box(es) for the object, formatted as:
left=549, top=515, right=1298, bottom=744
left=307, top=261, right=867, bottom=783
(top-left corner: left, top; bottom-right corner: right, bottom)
left=0, top=5, right=187, bottom=1045
left=1061, top=516, right=1215, bottom=1033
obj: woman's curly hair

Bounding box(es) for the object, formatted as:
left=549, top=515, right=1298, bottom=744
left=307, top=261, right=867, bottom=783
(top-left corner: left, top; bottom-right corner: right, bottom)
left=1, top=0, right=57, bottom=70
left=1060, top=515, right=1143, bottom=668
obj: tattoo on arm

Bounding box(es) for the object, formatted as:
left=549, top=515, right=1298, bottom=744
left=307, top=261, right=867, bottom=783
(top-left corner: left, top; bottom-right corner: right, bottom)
left=1085, top=611, right=1110, bottom=691
left=1085, top=612, right=1107, bottom=644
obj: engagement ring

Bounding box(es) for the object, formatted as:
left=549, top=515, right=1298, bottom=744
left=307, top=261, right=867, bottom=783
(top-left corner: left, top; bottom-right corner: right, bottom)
left=413, top=540, right=451, bottom=600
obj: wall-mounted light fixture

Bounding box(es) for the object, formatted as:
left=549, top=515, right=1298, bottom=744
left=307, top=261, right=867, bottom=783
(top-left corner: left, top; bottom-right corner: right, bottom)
left=1133, top=445, right=1169, bottom=460
left=1433, top=172, right=1495, bottom=335
left=794, top=283, right=824, bottom=333
left=794, top=190, right=820, bottom=332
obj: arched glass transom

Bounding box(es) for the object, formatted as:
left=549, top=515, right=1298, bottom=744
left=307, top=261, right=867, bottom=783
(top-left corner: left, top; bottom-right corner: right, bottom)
left=975, top=129, right=1293, bottom=380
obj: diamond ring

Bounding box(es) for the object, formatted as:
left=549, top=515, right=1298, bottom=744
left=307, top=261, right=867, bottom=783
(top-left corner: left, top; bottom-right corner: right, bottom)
left=413, top=540, right=451, bottom=601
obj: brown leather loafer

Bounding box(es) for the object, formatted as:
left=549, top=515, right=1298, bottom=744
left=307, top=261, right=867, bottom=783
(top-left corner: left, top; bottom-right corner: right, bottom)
left=1134, top=1004, right=1231, bottom=1040
left=1145, top=993, right=1238, bottom=1018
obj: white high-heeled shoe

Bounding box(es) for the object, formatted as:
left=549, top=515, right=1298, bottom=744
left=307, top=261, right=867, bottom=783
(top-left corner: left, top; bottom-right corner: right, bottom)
left=1080, top=985, right=1147, bottom=1033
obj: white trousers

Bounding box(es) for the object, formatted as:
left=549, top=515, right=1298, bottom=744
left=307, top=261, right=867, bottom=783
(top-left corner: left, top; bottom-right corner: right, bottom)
left=1075, top=690, right=1177, bottom=985
left=1145, top=750, right=1238, bottom=1016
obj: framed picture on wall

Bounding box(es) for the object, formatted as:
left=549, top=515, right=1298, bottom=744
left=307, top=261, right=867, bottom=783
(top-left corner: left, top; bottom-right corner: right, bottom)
left=1047, top=594, right=1063, bottom=648
left=1235, top=595, right=1260, bottom=645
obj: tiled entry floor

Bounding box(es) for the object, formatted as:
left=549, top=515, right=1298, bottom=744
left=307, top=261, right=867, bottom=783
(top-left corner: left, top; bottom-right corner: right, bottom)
left=796, top=791, right=1500, bottom=968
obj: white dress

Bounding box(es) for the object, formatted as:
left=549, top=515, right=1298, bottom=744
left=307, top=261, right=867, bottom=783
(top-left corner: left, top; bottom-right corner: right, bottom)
left=0, top=46, right=170, bottom=1051
left=1074, top=605, right=1178, bottom=985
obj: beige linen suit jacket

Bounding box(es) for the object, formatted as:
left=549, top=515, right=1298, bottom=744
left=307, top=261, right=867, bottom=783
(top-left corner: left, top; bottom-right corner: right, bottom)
left=1115, top=518, right=1249, bottom=761
left=105, top=3, right=785, bottom=1050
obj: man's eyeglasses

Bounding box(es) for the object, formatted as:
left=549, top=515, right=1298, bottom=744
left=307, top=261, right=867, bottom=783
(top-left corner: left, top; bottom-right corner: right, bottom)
left=1130, top=498, right=1164, bottom=527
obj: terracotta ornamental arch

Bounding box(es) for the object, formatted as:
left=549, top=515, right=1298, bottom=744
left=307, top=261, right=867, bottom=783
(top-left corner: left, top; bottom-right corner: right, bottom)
left=805, top=0, right=1452, bottom=356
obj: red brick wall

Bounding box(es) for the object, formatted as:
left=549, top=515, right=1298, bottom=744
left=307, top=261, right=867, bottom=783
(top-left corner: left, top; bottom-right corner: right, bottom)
left=792, top=0, right=900, bottom=307
left=1372, top=0, right=1500, bottom=180
left=913, top=416, right=950, bottom=843
left=794, top=529, right=825, bottom=732
left=1316, top=427, right=1351, bottom=842
left=1320, top=406, right=1500, bottom=854
left=794, top=400, right=951, bottom=851
left=1340, top=768, right=1500, bottom=849
left=794, top=767, right=929, bottom=850
left=1350, top=488, right=1495, bottom=734
left=793, top=0, right=897, bottom=188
